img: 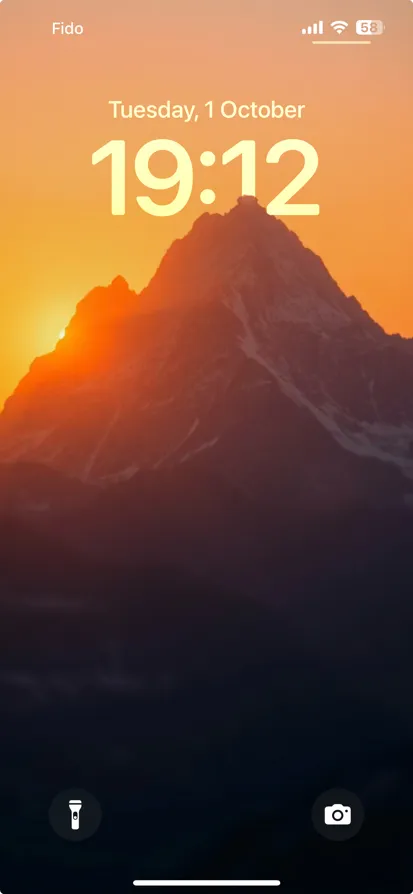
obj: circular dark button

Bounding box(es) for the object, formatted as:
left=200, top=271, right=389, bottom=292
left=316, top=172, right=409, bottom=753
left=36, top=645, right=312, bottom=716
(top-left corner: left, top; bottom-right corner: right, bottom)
left=312, top=787, right=365, bottom=841
left=49, top=788, right=102, bottom=841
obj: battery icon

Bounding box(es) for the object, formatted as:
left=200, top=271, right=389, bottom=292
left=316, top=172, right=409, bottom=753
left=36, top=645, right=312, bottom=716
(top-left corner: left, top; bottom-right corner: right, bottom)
left=356, top=20, right=385, bottom=35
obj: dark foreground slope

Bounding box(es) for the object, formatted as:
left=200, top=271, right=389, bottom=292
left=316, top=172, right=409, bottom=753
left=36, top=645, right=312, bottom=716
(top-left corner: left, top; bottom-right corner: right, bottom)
left=0, top=470, right=413, bottom=891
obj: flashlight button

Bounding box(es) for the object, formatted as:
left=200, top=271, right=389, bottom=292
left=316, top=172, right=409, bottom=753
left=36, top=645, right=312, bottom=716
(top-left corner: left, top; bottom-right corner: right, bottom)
left=49, top=789, right=102, bottom=841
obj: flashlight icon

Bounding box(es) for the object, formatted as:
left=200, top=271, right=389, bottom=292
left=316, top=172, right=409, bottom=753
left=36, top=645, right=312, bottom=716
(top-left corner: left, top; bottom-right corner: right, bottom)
left=68, top=799, right=82, bottom=831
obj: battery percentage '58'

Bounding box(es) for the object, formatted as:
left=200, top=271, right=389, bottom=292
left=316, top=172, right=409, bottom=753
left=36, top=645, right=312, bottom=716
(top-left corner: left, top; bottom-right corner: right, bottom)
left=356, top=20, right=385, bottom=34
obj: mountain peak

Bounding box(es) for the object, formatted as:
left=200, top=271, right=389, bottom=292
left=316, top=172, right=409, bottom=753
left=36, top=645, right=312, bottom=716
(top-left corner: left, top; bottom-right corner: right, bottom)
left=236, top=194, right=260, bottom=207
left=67, top=275, right=137, bottom=335
left=138, top=198, right=357, bottom=327
left=110, top=275, right=130, bottom=291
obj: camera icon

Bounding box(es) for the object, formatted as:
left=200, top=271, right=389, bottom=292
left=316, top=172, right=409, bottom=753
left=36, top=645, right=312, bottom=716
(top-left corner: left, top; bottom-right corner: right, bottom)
left=324, top=804, right=352, bottom=825
left=313, top=789, right=363, bottom=840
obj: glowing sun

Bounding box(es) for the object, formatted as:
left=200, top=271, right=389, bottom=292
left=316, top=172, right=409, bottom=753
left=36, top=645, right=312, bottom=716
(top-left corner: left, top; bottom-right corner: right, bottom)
left=58, top=329, right=66, bottom=341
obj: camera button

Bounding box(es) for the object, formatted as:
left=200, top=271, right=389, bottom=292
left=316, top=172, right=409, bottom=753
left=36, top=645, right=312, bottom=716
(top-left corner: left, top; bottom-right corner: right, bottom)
left=312, top=788, right=364, bottom=841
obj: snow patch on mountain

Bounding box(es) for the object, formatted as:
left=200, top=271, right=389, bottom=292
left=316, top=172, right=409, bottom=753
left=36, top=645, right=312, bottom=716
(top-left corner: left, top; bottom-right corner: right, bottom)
left=179, top=436, right=220, bottom=464
left=3, top=428, right=56, bottom=461
left=83, top=407, right=121, bottom=480
left=102, top=465, right=140, bottom=484
left=153, top=418, right=200, bottom=469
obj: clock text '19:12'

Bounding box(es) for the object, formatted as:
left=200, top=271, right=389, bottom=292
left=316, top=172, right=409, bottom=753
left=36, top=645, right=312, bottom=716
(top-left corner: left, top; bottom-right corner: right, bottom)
left=92, top=139, right=320, bottom=217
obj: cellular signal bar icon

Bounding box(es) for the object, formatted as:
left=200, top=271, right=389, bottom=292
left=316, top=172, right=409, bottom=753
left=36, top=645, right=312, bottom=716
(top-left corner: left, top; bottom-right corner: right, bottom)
left=301, top=20, right=324, bottom=35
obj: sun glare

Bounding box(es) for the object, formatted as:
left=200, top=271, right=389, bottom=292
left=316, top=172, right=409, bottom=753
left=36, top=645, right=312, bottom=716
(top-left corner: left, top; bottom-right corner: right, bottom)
left=58, top=329, right=66, bottom=341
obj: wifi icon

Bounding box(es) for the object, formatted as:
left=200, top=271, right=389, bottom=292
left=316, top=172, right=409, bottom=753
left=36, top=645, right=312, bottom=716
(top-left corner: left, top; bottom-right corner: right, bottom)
left=330, top=20, right=349, bottom=34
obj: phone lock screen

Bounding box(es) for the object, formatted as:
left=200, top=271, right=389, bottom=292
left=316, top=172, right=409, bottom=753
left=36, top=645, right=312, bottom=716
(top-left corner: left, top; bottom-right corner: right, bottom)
left=0, top=1, right=412, bottom=892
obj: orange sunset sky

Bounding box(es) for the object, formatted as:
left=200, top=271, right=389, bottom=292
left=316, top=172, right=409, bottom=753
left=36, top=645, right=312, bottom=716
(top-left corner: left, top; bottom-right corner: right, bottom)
left=0, top=0, right=412, bottom=406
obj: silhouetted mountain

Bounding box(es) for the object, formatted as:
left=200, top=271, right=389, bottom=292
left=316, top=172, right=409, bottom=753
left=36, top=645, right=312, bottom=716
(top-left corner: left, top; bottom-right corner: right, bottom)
left=1, top=197, right=413, bottom=497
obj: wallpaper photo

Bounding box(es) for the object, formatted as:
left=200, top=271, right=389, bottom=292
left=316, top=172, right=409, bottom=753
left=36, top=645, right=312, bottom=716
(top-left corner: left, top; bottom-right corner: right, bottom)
left=0, top=1, right=412, bottom=892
